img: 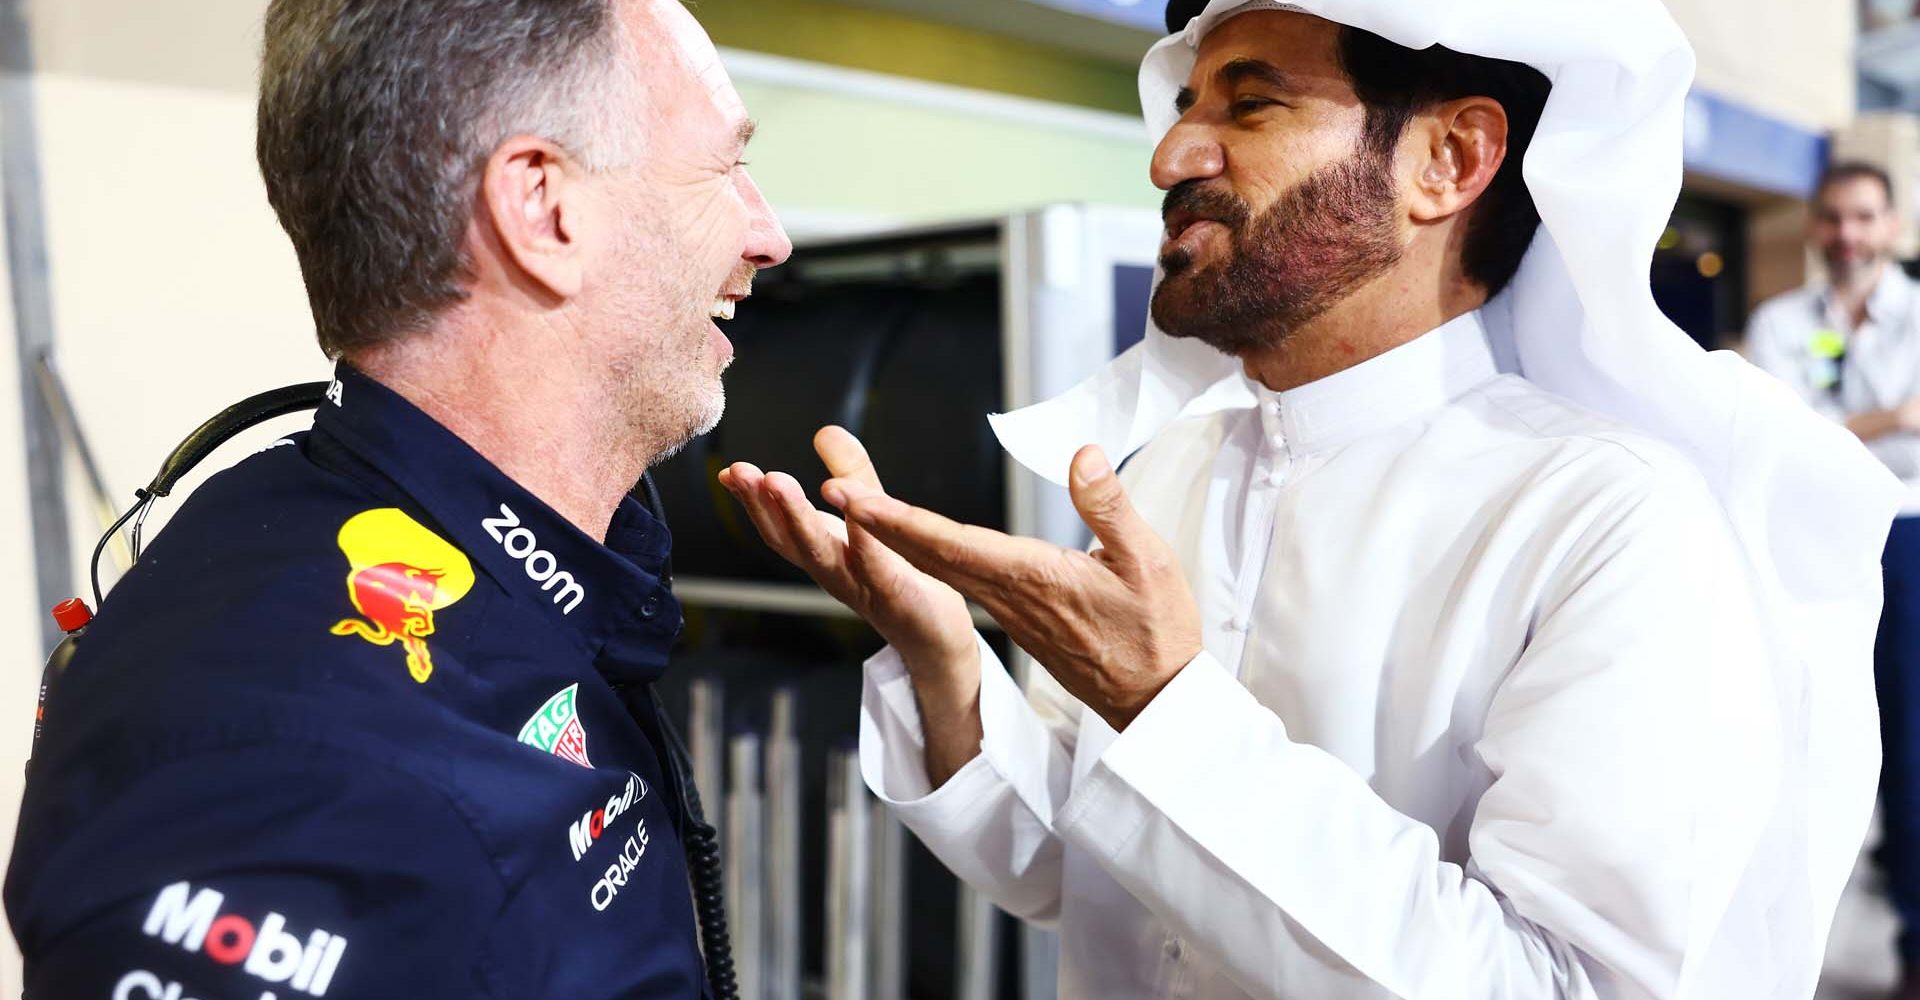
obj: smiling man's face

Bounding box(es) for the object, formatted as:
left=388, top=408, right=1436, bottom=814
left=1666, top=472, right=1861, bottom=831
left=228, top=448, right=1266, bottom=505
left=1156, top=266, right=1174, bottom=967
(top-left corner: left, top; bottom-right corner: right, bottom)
left=1812, top=173, right=1898, bottom=286
left=1148, top=11, right=1406, bottom=356
left=585, top=0, right=793, bottom=458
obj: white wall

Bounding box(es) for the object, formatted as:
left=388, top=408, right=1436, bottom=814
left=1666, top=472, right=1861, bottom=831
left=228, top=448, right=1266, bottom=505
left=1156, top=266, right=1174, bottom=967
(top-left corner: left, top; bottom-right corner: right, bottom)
left=35, top=71, right=332, bottom=568
left=1665, top=0, right=1857, bottom=130
left=29, top=0, right=265, bottom=93
left=0, top=1, right=322, bottom=988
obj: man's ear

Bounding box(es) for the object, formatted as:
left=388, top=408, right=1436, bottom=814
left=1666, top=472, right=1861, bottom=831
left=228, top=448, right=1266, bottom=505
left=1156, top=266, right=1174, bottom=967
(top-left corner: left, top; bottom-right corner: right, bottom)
left=1405, top=97, right=1509, bottom=225
left=478, top=136, right=587, bottom=300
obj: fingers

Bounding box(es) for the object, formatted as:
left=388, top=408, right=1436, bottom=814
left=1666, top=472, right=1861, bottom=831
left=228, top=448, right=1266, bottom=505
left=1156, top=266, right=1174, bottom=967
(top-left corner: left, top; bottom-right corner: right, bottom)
left=820, top=475, right=875, bottom=512
left=823, top=477, right=914, bottom=578
left=815, top=426, right=883, bottom=491
left=761, top=472, right=848, bottom=573
left=720, top=462, right=795, bottom=555
left=1067, top=445, right=1157, bottom=571
left=721, top=463, right=851, bottom=580
left=843, top=494, right=973, bottom=582
left=846, top=494, right=1053, bottom=596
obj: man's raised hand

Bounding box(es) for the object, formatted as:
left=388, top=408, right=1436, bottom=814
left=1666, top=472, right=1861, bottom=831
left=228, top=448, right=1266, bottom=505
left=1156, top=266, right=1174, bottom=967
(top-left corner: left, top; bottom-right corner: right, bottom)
left=838, top=444, right=1202, bottom=731
left=717, top=427, right=978, bottom=682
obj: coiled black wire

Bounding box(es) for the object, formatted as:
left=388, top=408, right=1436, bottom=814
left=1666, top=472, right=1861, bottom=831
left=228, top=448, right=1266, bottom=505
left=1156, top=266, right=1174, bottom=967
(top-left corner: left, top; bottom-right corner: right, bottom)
left=636, top=475, right=736, bottom=1000
left=649, top=686, right=737, bottom=1000
left=680, top=774, right=737, bottom=1000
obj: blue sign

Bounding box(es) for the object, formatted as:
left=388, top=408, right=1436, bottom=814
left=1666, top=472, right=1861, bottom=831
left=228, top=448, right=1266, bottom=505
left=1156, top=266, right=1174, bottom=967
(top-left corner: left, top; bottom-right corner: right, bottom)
left=1681, top=89, right=1828, bottom=198
left=1113, top=264, right=1155, bottom=355
left=1020, top=0, right=1169, bottom=32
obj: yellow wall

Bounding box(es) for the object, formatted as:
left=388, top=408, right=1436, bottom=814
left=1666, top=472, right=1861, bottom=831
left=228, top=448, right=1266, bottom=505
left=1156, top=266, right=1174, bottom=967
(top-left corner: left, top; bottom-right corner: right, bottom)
left=732, top=66, right=1155, bottom=226
left=698, top=0, right=1141, bottom=115
left=706, top=0, right=1863, bottom=134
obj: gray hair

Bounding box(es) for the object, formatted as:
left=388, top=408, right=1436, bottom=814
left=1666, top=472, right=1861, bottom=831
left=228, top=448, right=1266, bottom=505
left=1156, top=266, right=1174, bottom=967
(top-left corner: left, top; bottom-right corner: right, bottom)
left=257, top=0, right=646, bottom=356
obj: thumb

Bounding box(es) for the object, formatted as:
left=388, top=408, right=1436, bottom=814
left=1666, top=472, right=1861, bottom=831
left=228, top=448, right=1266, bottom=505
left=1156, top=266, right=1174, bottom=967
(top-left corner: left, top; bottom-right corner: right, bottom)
left=815, top=426, right=884, bottom=491
left=1069, top=445, right=1153, bottom=567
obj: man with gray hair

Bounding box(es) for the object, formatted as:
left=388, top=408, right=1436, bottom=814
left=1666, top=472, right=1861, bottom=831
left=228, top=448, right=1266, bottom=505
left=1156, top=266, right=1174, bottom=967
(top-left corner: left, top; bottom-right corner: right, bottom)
left=4, top=0, right=788, bottom=996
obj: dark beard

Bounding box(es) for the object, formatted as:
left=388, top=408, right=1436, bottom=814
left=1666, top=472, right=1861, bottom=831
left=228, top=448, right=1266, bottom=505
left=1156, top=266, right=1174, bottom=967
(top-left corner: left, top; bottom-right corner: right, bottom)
left=1150, top=149, right=1403, bottom=357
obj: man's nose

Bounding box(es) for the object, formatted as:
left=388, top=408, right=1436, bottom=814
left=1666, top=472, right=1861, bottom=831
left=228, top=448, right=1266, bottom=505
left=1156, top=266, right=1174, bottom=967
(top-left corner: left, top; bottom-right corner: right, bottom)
left=1151, top=123, right=1225, bottom=191
left=738, top=170, right=793, bottom=268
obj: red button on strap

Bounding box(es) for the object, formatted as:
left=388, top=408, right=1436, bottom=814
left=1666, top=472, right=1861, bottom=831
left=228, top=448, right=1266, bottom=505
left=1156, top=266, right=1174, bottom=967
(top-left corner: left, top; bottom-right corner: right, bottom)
left=50, top=598, right=92, bottom=633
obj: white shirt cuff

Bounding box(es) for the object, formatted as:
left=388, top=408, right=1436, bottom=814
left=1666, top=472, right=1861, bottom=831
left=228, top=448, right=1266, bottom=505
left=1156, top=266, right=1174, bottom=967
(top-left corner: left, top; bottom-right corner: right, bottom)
left=1057, top=650, right=1275, bottom=859
left=858, top=633, right=1069, bottom=830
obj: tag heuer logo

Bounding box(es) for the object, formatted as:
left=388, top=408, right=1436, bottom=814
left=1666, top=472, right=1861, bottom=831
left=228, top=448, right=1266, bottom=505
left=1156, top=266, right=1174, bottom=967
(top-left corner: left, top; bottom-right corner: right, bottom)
left=520, top=683, right=592, bottom=768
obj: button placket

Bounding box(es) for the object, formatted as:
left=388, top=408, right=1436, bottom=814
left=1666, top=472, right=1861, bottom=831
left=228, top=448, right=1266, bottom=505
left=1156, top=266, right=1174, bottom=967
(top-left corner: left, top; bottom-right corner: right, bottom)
left=1228, top=439, right=1289, bottom=667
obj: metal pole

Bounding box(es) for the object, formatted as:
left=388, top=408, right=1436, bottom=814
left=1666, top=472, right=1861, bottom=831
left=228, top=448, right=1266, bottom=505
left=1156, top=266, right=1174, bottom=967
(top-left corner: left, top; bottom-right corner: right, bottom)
left=955, top=886, right=1001, bottom=1000
left=32, top=353, right=130, bottom=573
left=726, top=733, right=765, bottom=1000
left=826, top=749, right=870, bottom=1000
left=869, top=798, right=907, bottom=1000
left=688, top=677, right=725, bottom=813
left=765, top=690, right=802, bottom=1000
left=1, top=0, right=73, bottom=651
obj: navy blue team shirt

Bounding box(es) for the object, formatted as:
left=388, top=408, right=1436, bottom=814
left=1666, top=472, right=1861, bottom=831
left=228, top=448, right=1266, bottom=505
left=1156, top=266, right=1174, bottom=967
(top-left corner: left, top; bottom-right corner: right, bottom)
left=6, top=364, right=711, bottom=999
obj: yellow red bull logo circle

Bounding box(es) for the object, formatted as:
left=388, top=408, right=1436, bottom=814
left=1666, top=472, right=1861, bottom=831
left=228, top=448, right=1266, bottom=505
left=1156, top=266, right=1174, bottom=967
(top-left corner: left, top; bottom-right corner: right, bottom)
left=329, top=508, right=474, bottom=683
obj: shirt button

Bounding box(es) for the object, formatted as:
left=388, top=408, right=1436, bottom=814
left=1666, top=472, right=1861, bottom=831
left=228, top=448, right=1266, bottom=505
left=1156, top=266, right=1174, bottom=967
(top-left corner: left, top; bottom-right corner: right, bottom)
left=639, top=597, right=659, bottom=620
left=1164, top=937, right=1185, bottom=962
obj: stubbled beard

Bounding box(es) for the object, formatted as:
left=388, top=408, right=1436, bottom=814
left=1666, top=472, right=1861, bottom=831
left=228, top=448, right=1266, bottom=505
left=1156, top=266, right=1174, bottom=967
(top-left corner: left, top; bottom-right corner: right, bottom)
left=631, top=323, right=728, bottom=468
left=649, top=378, right=724, bottom=465
left=604, top=212, right=743, bottom=468
left=1825, top=250, right=1881, bottom=286
left=1150, top=149, right=1403, bottom=357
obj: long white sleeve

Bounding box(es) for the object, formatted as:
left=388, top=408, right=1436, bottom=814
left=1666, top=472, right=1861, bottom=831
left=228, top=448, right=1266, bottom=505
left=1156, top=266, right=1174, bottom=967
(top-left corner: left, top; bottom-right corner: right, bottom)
left=1049, top=463, right=1782, bottom=1000
left=858, top=632, right=1083, bottom=923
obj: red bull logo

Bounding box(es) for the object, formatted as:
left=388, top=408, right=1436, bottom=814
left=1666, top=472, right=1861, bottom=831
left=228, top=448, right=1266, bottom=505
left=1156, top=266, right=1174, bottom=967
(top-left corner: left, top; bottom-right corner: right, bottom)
left=329, top=509, right=474, bottom=683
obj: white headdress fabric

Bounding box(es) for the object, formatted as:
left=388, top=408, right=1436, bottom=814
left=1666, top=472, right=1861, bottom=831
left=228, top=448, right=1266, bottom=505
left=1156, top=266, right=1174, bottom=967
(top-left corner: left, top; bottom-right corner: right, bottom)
left=986, top=1, right=1903, bottom=994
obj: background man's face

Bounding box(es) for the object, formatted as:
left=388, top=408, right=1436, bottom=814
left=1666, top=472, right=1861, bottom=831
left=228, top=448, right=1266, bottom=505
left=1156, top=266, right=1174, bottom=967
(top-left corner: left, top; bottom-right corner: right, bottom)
left=1812, top=175, right=1898, bottom=283
left=583, top=0, right=792, bottom=457
left=1148, top=11, right=1405, bottom=356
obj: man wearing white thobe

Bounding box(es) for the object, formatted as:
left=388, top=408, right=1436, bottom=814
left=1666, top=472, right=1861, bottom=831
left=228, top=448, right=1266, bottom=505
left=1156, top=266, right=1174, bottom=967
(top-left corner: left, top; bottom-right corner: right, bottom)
left=858, top=309, right=1769, bottom=999
left=720, top=1, right=1902, bottom=997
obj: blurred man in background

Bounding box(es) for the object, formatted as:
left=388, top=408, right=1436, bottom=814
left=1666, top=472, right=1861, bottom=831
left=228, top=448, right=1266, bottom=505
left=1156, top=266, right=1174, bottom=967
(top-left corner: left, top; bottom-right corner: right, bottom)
left=1746, top=161, right=1920, bottom=999
left=1748, top=164, right=1920, bottom=464
left=4, top=0, right=789, bottom=996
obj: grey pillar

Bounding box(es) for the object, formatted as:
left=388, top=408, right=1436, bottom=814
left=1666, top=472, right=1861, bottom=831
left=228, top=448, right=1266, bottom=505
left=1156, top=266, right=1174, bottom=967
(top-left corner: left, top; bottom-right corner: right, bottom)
left=2, top=0, right=72, bottom=651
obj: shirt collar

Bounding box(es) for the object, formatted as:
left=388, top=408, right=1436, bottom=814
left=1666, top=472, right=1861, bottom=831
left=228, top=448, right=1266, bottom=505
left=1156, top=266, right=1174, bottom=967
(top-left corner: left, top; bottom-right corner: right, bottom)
left=1253, top=310, right=1499, bottom=456
left=310, top=364, right=680, bottom=685
left=1818, top=263, right=1912, bottom=327
left=1868, top=264, right=1913, bottom=325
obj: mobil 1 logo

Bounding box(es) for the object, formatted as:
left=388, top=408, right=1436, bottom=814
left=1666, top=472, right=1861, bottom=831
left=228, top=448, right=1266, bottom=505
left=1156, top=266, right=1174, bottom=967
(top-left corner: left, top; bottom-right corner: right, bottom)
left=141, top=881, right=348, bottom=996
